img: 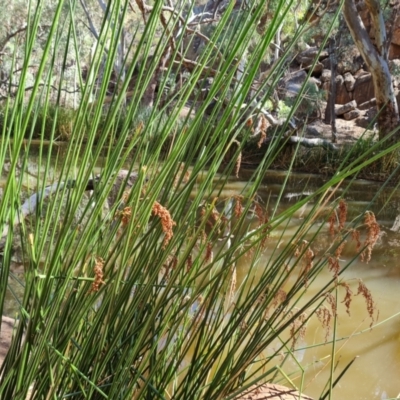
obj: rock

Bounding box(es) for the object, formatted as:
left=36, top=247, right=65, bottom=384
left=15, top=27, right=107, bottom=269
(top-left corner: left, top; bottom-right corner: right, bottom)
left=353, top=73, right=374, bottom=104
left=231, top=383, right=313, bottom=400
left=354, top=69, right=370, bottom=78
left=296, top=46, right=328, bottom=63
left=321, top=57, right=331, bottom=70
left=344, top=72, right=356, bottom=91
left=389, top=43, right=400, bottom=60
left=305, top=124, right=323, bottom=136
left=365, top=106, right=378, bottom=121
left=354, top=116, right=371, bottom=128
left=311, top=62, right=324, bottom=74
left=311, top=77, right=321, bottom=88
left=320, top=69, right=331, bottom=82
left=321, top=81, right=330, bottom=100
left=392, top=25, right=400, bottom=46
left=296, top=48, right=327, bottom=74
left=359, top=98, right=376, bottom=110
left=335, top=100, right=357, bottom=116
left=280, top=70, right=308, bottom=97
left=1, top=316, right=17, bottom=366
left=296, top=58, right=324, bottom=74
left=389, top=60, right=400, bottom=85
left=337, top=48, right=365, bottom=75
left=335, top=75, right=352, bottom=104
left=343, top=109, right=361, bottom=120
left=354, top=107, right=378, bottom=128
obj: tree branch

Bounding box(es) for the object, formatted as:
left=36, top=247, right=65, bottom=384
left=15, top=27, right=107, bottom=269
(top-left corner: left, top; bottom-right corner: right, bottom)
left=0, top=25, right=27, bottom=52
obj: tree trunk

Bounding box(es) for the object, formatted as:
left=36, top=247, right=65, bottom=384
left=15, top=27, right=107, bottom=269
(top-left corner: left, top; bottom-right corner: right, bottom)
left=342, top=0, right=399, bottom=141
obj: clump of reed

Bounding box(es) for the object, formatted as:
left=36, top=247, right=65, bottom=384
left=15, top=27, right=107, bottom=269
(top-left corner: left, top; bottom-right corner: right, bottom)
left=0, top=1, right=396, bottom=399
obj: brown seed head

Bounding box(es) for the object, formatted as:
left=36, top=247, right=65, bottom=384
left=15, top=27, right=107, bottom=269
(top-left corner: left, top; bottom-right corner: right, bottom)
left=339, top=281, right=353, bottom=316
left=152, top=201, right=176, bottom=249
left=89, top=256, right=105, bottom=293
left=356, top=279, right=376, bottom=324
left=361, top=211, right=380, bottom=263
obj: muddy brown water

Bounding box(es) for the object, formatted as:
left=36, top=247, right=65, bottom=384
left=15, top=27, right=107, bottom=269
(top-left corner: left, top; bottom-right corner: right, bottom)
left=2, top=166, right=400, bottom=399
left=234, top=170, right=400, bottom=400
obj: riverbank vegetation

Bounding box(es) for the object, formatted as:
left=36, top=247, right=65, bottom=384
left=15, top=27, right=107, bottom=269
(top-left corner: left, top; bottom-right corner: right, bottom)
left=0, top=0, right=399, bottom=399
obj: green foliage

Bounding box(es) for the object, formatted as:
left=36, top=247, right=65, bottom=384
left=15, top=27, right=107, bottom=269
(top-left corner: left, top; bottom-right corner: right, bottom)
left=0, top=1, right=398, bottom=399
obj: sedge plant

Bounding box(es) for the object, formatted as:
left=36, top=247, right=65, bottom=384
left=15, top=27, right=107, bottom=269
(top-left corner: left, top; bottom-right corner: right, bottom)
left=0, top=0, right=398, bottom=399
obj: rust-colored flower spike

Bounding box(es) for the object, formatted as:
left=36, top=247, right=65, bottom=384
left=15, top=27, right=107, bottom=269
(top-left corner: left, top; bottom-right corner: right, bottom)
left=89, top=256, right=106, bottom=293
left=152, top=201, right=176, bottom=249
left=290, top=312, right=307, bottom=348
left=316, top=307, right=332, bottom=342
left=361, top=211, right=380, bottom=263
left=302, top=246, right=314, bottom=287
left=186, top=253, right=193, bottom=272
left=356, top=279, right=376, bottom=324
left=338, top=199, right=347, bottom=231
left=254, top=201, right=269, bottom=226
left=325, top=292, right=337, bottom=317
left=351, top=229, right=361, bottom=252
left=328, top=199, right=347, bottom=235
left=119, top=206, right=132, bottom=226
left=339, top=281, right=353, bottom=316
left=256, top=114, right=269, bottom=148
left=328, top=212, right=336, bottom=237
left=205, top=241, right=213, bottom=263
left=328, top=255, right=340, bottom=279
left=246, top=117, right=254, bottom=129
left=233, top=195, right=244, bottom=218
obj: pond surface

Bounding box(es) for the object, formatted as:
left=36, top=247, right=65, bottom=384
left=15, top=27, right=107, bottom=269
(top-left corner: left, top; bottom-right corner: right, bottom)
left=235, top=170, right=400, bottom=400
left=2, top=163, right=400, bottom=400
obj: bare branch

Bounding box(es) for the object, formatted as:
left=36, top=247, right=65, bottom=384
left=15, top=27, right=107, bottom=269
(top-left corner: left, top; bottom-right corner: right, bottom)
left=79, top=0, right=100, bottom=40
left=0, top=25, right=28, bottom=52
left=0, top=83, right=80, bottom=100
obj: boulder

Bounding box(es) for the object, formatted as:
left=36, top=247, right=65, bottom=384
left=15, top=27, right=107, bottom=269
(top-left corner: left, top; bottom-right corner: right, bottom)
left=354, top=106, right=378, bottom=129
left=1, top=316, right=17, bottom=366
left=337, top=50, right=365, bottom=75
left=335, top=75, right=352, bottom=104
left=359, top=98, right=376, bottom=110
left=321, top=57, right=331, bottom=70
left=389, top=43, right=400, bottom=60
left=320, top=69, right=331, bottom=82
left=392, top=26, right=400, bottom=46
left=352, top=73, right=375, bottom=104
left=280, top=70, right=314, bottom=97
left=321, top=81, right=330, bottom=100
left=344, top=72, right=356, bottom=91
left=308, top=62, right=324, bottom=74
left=354, top=116, right=371, bottom=128
left=296, top=58, right=324, bottom=74
left=354, top=69, right=370, bottom=78
left=389, top=60, right=400, bottom=86
left=296, top=47, right=327, bottom=74
left=343, top=109, right=361, bottom=120
left=365, top=106, right=378, bottom=121
left=296, top=46, right=328, bottom=63
left=335, top=100, right=357, bottom=116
